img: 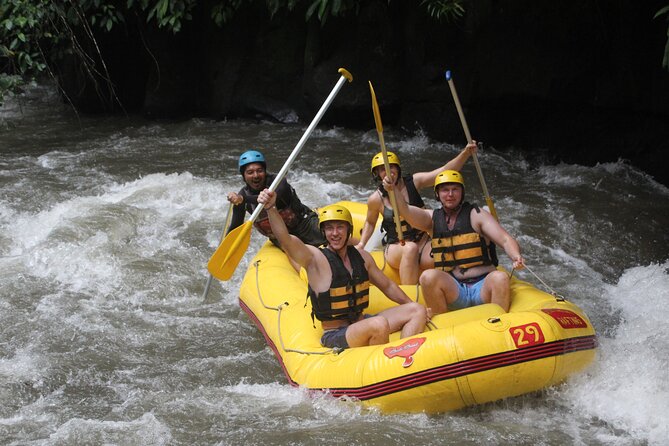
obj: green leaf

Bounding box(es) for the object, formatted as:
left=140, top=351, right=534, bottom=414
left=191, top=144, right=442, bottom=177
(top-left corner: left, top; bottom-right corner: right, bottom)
left=306, top=1, right=319, bottom=21
left=654, top=5, right=669, bottom=19
left=158, top=0, right=168, bottom=18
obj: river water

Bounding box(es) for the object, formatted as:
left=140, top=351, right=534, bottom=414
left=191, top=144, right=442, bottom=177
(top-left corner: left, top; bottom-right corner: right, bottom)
left=1, top=85, right=668, bottom=445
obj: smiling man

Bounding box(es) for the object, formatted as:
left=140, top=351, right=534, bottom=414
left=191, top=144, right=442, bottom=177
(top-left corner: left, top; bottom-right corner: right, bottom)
left=226, top=150, right=325, bottom=248
left=257, top=189, right=428, bottom=350
left=384, top=169, right=525, bottom=314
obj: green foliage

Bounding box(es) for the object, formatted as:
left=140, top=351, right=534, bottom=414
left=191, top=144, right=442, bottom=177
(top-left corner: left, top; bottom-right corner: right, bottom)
left=421, top=0, right=464, bottom=22
left=305, top=0, right=357, bottom=25
left=0, top=0, right=468, bottom=106
left=129, top=0, right=197, bottom=33
left=1, top=0, right=52, bottom=104
left=655, top=5, right=669, bottom=71
left=211, top=0, right=244, bottom=27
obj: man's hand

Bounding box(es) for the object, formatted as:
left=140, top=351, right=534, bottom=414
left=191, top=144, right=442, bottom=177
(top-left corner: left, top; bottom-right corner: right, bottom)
left=227, top=192, right=243, bottom=205
left=465, top=141, right=478, bottom=155
left=382, top=174, right=396, bottom=192
left=257, top=189, right=277, bottom=209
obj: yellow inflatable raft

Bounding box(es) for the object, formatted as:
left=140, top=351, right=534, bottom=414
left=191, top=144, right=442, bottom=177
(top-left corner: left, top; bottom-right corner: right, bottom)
left=238, top=201, right=597, bottom=413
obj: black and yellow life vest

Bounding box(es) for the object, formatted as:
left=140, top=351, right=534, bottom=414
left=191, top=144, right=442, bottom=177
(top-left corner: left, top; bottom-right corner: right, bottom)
left=431, top=202, right=498, bottom=272
left=308, top=246, right=370, bottom=322
left=381, top=175, right=425, bottom=244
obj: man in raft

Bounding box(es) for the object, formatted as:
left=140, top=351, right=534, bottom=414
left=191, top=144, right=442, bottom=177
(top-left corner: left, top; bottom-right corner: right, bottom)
left=227, top=150, right=325, bottom=248
left=257, top=189, right=428, bottom=350
left=383, top=169, right=525, bottom=313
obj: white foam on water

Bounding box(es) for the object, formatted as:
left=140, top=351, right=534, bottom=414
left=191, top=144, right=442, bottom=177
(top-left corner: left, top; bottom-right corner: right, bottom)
left=5, top=171, right=235, bottom=297
left=48, top=412, right=172, bottom=445
left=310, top=126, right=350, bottom=141
left=287, top=170, right=368, bottom=207
left=0, top=346, right=49, bottom=385
left=561, top=261, right=669, bottom=445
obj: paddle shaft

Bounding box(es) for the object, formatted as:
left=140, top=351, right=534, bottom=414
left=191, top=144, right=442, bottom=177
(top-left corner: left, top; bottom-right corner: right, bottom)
left=369, top=82, right=404, bottom=243
left=446, top=73, right=498, bottom=220
left=248, top=69, right=353, bottom=225
left=201, top=201, right=234, bottom=299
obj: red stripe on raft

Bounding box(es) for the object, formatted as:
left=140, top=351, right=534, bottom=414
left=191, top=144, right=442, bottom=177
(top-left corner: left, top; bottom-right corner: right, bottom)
left=239, top=298, right=597, bottom=400
left=328, top=336, right=597, bottom=399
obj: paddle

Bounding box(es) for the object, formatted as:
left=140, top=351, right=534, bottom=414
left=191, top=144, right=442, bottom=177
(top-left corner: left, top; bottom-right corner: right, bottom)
left=207, top=68, right=353, bottom=281
left=201, top=201, right=234, bottom=300
left=445, top=70, right=499, bottom=221
left=368, top=81, right=404, bottom=245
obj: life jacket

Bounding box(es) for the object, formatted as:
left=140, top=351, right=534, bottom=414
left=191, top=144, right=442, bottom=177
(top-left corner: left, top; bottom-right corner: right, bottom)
left=239, top=174, right=309, bottom=237
left=308, top=246, right=370, bottom=323
left=431, top=202, right=498, bottom=272
left=381, top=175, right=425, bottom=244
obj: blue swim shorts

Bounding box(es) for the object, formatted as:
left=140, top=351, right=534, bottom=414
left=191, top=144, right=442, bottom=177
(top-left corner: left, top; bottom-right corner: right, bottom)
left=447, top=274, right=487, bottom=311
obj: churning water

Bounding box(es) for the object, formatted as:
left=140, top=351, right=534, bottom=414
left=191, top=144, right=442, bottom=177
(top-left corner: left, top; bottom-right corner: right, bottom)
left=1, top=86, right=668, bottom=445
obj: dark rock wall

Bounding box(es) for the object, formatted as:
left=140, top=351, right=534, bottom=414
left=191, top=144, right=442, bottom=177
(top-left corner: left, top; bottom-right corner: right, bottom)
left=59, top=0, right=669, bottom=185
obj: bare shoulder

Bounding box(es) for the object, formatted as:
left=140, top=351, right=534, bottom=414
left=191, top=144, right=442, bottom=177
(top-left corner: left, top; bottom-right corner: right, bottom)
left=357, top=246, right=376, bottom=265
left=470, top=206, right=497, bottom=231
left=367, top=190, right=382, bottom=206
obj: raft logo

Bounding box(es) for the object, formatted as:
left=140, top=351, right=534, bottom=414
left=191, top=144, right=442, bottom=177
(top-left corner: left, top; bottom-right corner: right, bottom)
left=510, top=323, right=545, bottom=349
left=542, top=309, right=588, bottom=329
left=383, top=337, right=426, bottom=368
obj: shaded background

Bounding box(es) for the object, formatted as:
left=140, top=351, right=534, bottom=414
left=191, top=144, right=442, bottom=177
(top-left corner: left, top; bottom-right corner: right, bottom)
left=55, top=0, right=669, bottom=185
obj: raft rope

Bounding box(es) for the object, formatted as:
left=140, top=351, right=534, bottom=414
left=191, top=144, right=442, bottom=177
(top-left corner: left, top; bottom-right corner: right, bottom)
left=253, top=260, right=341, bottom=356
left=511, top=264, right=565, bottom=301
left=407, top=283, right=439, bottom=331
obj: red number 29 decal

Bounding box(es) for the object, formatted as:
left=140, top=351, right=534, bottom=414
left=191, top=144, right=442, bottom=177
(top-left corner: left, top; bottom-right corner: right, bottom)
left=510, top=322, right=545, bottom=348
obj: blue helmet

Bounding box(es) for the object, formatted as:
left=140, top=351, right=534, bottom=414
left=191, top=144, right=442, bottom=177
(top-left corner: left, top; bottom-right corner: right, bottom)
left=238, top=150, right=266, bottom=174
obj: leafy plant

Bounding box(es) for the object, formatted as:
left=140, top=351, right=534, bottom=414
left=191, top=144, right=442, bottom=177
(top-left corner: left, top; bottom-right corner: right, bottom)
left=0, top=0, right=468, bottom=107
left=421, top=0, right=464, bottom=22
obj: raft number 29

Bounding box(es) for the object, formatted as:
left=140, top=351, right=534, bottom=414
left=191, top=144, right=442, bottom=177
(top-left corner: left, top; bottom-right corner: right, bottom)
left=510, top=323, right=545, bottom=349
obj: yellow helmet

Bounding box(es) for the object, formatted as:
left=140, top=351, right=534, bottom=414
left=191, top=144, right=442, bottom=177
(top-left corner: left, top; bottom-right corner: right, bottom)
left=370, top=151, right=401, bottom=175
left=319, top=205, right=353, bottom=236
left=434, top=170, right=465, bottom=192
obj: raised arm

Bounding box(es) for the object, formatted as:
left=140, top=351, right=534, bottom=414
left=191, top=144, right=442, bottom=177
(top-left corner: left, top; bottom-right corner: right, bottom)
left=383, top=177, right=433, bottom=234
left=258, top=189, right=316, bottom=269
left=412, top=141, right=477, bottom=189
left=355, top=192, right=383, bottom=250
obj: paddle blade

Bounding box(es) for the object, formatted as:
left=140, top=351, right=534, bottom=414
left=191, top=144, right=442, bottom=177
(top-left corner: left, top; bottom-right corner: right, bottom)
left=368, top=81, right=383, bottom=133
left=207, top=221, right=253, bottom=281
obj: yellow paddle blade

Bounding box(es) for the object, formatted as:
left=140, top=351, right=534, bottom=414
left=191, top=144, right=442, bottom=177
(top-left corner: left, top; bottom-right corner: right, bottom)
left=207, top=221, right=253, bottom=281
left=369, top=81, right=383, bottom=133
